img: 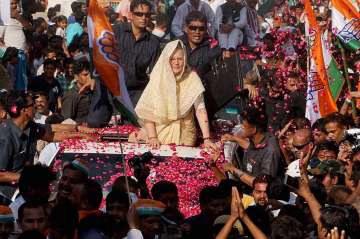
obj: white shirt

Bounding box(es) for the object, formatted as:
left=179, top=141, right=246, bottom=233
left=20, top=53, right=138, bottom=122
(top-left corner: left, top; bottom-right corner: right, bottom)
left=9, top=195, right=25, bottom=220
left=36, top=64, right=58, bottom=77
left=123, top=229, right=144, bottom=239
left=171, top=0, right=216, bottom=37
left=56, top=27, right=66, bottom=39
left=123, top=229, right=159, bottom=239
left=4, top=18, right=26, bottom=50
left=34, top=112, right=52, bottom=125
left=152, top=28, right=166, bottom=39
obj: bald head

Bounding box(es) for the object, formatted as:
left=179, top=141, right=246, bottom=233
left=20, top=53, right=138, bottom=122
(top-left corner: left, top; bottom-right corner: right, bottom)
left=292, top=129, right=312, bottom=157
left=293, top=129, right=312, bottom=145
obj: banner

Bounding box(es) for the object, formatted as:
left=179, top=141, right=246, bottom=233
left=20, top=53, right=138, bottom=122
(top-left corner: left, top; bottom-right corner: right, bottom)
left=0, top=0, right=10, bottom=26
left=332, top=0, right=360, bottom=50
left=304, top=0, right=338, bottom=123
left=321, top=33, right=344, bottom=101
left=87, top=0, right=138, bottom=125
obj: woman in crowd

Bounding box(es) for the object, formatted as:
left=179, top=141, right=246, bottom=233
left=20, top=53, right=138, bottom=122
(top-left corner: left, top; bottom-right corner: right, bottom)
left=1, top=47, right=19, bottom=89
left=131, top=40, right=216, bottom=149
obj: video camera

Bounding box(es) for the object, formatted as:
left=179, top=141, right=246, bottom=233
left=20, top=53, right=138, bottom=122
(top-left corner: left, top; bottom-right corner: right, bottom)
left=128, top=151, right=153, bottom=169
left=343, top=129, right=360, bottom=152
left=128, top=152, right=154, bottom=182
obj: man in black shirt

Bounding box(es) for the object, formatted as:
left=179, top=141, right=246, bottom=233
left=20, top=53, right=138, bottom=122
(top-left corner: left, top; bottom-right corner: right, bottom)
left=179, top=11, right=222, bottom=85
left=184, top=186, right=225, bottom=239
left=61, top=60, right=112, bottom=127
left=222, top=108, right=283, bottom=187
left=0, top=92, right=91, bottom=202
left=0, top=92, right=50, bottom=201
left=28, top=59, right=63, bottom=112
left=113, top=0, right=160, bottom=105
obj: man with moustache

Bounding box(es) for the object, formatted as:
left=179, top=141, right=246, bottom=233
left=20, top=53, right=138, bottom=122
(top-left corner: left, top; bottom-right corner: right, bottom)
left=113, top=0, right=160, bottom=105
left=179, top=11, right=221, bottom=86
left=245, top=175, right=272, bottom=235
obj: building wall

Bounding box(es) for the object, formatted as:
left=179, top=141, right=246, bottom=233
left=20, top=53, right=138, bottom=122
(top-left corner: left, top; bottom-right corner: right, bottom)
left=46, top=0, right=123, bottom=17
left=98, top=0, right=122, bottom=8
left=47, top=0, right=76, bottom=16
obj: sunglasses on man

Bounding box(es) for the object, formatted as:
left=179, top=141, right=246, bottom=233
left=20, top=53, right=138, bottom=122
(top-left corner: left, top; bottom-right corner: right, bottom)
left=132, top=11, right=151, bottom=18
left=292, top=141, right=310, bottom=150
left=188, top=25, right=207, bottom=32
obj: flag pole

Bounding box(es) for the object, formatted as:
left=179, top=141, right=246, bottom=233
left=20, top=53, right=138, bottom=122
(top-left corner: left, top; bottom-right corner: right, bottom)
left=88, top=59, right=132, bottom=207
left=337, top=39, right=357, bottom=119
left=115, top=116, right=133, bottom=206
left=87, top=0, right=132, bottom=206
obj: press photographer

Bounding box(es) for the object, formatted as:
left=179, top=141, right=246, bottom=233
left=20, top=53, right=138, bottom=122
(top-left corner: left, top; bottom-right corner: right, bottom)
left=128, top=152, right=154, bottom=199
left=338, top=129, right=360, bottom=163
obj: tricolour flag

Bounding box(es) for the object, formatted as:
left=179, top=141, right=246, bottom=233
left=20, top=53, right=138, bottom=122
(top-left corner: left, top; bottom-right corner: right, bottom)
left=304, top=0, right=338, bottom=123
left=332, top=0, right=360, bottom=50
left=87, top=0, right=138, bottom=125
left=321, top=33, right=344, bottom=101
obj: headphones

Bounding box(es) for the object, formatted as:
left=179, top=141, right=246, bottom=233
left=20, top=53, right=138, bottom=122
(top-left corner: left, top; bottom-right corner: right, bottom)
left=7, top=92, right=31, bottom=118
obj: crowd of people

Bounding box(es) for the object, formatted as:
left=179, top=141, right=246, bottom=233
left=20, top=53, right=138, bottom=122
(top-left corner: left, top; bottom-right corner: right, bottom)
left=0, top=0, right=359, bottom=238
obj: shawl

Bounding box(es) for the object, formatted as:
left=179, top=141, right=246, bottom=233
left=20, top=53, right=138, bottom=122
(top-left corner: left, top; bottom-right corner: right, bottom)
left=135, top=40, right=205, bottom=124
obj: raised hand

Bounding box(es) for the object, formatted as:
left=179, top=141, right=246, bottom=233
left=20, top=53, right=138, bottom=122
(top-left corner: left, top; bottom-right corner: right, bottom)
left=299, top=144, right=314, bottom=175
left=277, top=119, right=294, bottom=139
left=79, top=77, right=96, bottom=94
left=298, top=145, right=314, bottom=197
left=127, top=205, right=139, bottom=229
left=233, top=187, right=246, bottom=219
left=326, top=227, right=346, bottom=239
left=230, top=187, right=240, bottom=219
left=337, top=142, right=352, bottom=163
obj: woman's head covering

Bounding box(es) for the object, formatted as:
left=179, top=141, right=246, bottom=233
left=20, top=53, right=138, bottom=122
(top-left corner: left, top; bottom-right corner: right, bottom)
left=135, top=40, right=205, bottom=124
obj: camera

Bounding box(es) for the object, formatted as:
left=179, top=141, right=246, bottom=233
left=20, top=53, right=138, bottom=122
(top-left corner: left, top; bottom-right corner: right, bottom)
left=343, top=129, right=360, bottom=151
left=128, top=151, right=154, bottom=169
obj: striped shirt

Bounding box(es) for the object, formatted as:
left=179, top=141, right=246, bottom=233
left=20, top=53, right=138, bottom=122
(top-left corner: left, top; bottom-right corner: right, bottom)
left=246, top=6, right=260, bottom=34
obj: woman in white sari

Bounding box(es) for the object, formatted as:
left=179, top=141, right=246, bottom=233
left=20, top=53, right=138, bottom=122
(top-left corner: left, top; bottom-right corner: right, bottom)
left=131, top=40, right=216, bottom=149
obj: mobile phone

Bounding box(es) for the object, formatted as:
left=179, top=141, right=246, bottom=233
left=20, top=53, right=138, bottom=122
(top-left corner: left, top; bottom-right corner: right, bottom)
left=284, top=175, right=299, bottom=189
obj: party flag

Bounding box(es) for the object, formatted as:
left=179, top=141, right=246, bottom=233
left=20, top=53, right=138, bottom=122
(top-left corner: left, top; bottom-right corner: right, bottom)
left=331, top=0, right=360, bottom=50
left=304, top=0, right=338, bottom=123
left=321, top=34, right=344, bottom=101
left=87, top=0, right=138, bottom=125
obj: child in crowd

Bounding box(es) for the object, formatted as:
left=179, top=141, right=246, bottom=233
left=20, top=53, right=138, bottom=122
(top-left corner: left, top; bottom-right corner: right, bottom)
left=216, top=0, right=245, bottom=58
left=55, top=15, right=68, bottom=39
left=1, top=47, right=19, bottom=88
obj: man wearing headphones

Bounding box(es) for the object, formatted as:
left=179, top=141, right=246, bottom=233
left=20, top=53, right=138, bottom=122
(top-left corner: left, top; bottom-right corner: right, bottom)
left=0, top=91, right=86, bottom=204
